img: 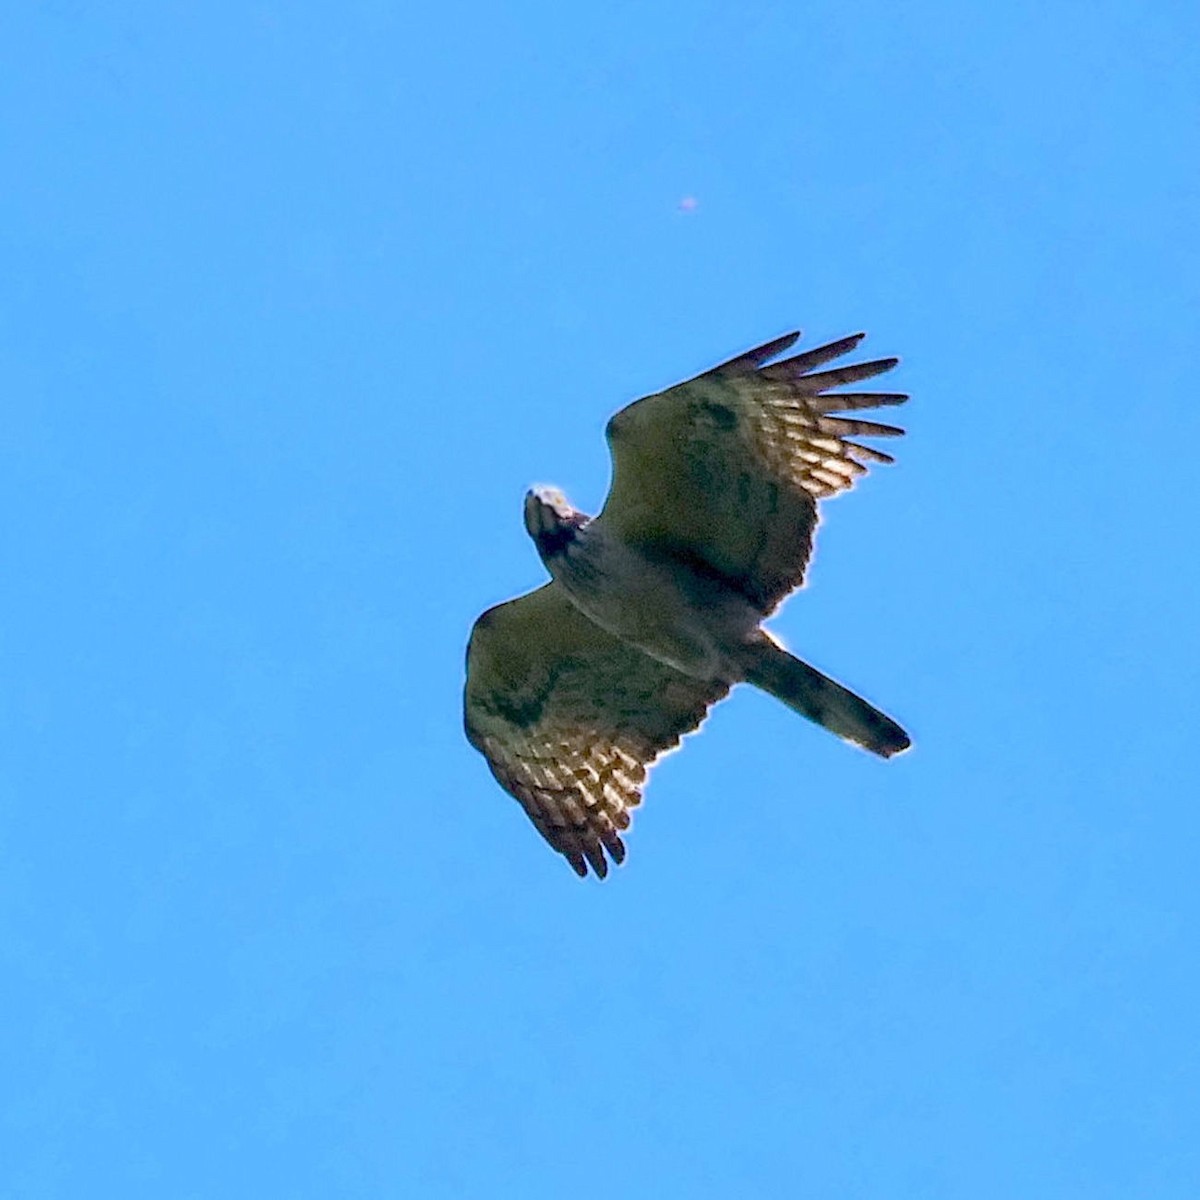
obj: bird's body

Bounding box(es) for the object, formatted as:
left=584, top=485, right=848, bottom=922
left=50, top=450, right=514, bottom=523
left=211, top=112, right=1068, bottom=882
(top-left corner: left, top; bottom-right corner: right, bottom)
left=527, top=492, right=760, bottom=681
left=464, top=329, right=911, bottom=878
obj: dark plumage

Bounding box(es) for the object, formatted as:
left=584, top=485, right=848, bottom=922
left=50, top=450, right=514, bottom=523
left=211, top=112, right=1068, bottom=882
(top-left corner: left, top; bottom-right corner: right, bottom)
left=465, top=330, right=910, bottom=877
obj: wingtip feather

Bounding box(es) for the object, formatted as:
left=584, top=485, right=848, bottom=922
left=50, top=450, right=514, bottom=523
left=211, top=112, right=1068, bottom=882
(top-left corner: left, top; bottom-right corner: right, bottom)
left=715, top=331, right=802, bottom=374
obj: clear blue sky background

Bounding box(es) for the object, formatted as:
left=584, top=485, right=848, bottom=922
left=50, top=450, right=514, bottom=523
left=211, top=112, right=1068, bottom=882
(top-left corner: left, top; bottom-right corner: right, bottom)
left=3, top=2, right=1198, bottom=1196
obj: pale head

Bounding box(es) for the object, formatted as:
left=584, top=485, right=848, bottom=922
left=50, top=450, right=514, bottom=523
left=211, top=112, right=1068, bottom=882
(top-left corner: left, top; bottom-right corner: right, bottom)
left=524, top=485, right=587, bottom=561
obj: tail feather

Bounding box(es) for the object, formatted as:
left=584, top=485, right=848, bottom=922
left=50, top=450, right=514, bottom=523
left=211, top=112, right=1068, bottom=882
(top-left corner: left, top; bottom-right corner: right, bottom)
left=738, top=639, right=911, bottom=758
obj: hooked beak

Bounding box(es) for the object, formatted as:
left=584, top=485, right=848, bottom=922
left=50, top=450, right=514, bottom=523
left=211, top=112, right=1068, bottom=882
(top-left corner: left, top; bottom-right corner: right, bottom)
left=524, top=487, right=568, bottom=538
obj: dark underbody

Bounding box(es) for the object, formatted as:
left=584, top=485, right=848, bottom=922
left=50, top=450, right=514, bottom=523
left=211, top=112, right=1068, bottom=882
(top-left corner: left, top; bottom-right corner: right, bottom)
left=538, top=518, right=773, bottom=617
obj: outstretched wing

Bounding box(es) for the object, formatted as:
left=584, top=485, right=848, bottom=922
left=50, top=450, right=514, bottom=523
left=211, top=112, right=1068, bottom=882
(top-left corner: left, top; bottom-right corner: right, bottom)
left=597, top=331, right=907, bottom=615
left=464, top=583, right=729, bottom=878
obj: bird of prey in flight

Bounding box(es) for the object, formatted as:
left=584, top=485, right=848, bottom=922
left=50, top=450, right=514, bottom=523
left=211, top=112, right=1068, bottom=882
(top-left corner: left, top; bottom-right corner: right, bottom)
left=463, top=330, right=910, bottom=878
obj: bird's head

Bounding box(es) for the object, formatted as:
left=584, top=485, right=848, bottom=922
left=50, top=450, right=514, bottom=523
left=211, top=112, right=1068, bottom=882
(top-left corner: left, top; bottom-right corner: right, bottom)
left=524, top=486, right=588, bottom=561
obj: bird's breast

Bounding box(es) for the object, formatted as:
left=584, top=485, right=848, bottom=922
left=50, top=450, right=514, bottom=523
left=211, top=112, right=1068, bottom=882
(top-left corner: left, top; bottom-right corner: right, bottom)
left=549, top=528, right=758, bottom=681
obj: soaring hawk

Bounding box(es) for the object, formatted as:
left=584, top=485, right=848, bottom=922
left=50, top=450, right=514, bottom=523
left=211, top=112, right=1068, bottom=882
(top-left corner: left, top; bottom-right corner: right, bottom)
left=464, top=330, right=910, bottom=878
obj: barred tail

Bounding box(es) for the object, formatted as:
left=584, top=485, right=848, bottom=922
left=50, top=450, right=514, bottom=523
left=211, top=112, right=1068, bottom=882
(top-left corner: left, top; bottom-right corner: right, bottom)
left=738, top=638, right=911, bottom=758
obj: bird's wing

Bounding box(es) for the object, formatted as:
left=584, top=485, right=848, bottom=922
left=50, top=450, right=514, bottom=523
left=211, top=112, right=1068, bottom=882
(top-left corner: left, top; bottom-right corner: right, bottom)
left=464, top=583, right=729, bottom=878
left=597, top=331, right=907, bottom=615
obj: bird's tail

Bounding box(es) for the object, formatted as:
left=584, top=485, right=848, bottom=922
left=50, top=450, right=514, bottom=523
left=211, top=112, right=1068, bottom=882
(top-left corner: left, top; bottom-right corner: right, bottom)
left=737, top=637, right=911, bottom=758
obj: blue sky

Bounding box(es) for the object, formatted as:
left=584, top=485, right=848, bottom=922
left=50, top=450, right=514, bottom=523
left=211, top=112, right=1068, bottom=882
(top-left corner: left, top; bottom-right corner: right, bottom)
left=3, top=2, right=1198, bottom=1196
